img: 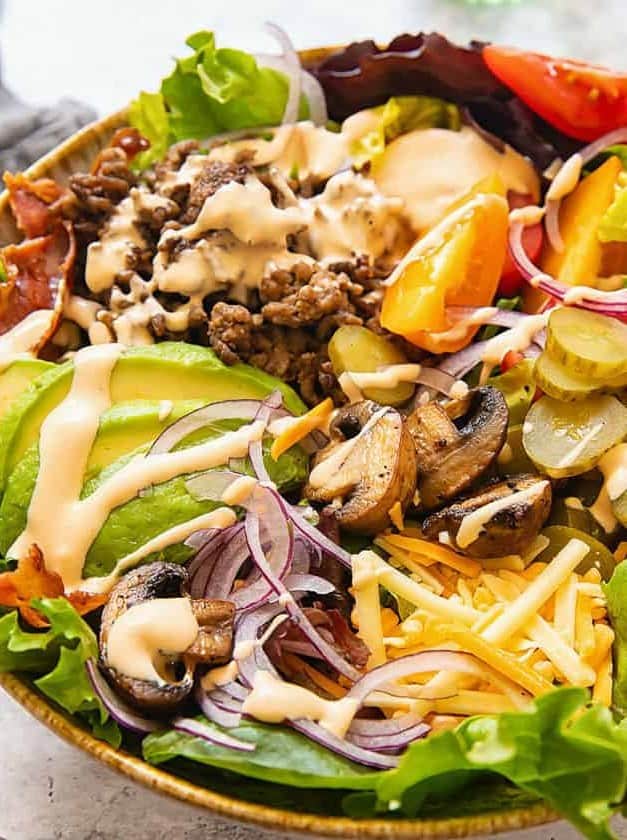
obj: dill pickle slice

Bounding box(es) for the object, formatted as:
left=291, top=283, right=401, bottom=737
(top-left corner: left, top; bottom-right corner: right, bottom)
left=534, top=351, right=627, bottom=402
left=328, top=325, right=415, bottom=406
left=537, top=525, right=616, bottom=581
left=522, top=394, right=627, bottom=478
left=546, top=308, right=627, bottom=379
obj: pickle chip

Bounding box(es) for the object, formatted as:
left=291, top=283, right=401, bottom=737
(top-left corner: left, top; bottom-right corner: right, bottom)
left=522, top=394, right=627, bottom=478
left=546, top=308, right=627, bottom=380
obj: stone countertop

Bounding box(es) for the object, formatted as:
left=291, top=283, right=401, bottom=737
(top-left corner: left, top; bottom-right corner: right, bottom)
left=1, top=1, right=626, bottom=838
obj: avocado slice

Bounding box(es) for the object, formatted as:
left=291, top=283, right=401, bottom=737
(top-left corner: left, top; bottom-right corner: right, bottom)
left=0, top=418, right=308, bottom=578
left=0, top=359, right=53, bottom=420
left=0, top=342, right=305, bottom=496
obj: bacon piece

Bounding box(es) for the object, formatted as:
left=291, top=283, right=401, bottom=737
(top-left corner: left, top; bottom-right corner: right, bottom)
left=0, top=545, right=108, bottom=627
left=0, top=545, right=64, bottom=628
left=0, top=221, right=75, bottom=342
left=3, top=173, right=64, bottom=238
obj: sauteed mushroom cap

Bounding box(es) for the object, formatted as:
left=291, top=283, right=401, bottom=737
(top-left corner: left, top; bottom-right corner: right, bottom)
left=100, top=562, right=234, bottom=713
left=305, top=401, right=417, bottom=534
left=423, top=474, right=552, bottom=558
left=408, top=386, right=509, bottom=510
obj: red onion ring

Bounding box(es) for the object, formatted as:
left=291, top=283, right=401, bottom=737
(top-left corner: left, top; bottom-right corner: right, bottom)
left=172, top=716, right=254, bottom=751
left=509, top=222, right=627, bottom=318
left=347, top=720, right=430, bottom=753
left=345, top=650, right=525, bottom=707
left=290, top=720, right=398, bottom=769
left=245, top=505, right=360, bottom=682
left=265, top=23, right=302, bottom=125
left=85, top=659, right=161, bottom=735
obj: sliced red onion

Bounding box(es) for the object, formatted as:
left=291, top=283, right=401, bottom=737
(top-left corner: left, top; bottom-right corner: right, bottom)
left=203, top=525, right=249, bottom=600
left=245, top=508, right=360, bottom=682
left=195, top=684, right=242, bottom=729
left=437, top=340, right=489, bottom=378
left=185, top=527, right=223, bottom=552
left=346, top=650, right=509, bottom=707
left=235, top=603, right=286, bottom=687
left=348, top=711, right=422, bottom=737
left=300, top=70, right=328, bottom=125
left=265, top=23, right=301, bottom=125
left=414, top=365, right=458, bottom=396
left=347, top=720, right=430, bottom=753
left=249, top=391, right=283, bottom=483
left=285, top=573, right=336, bottom=596
left=172, top=716, right=254, bottom=752
left=290, top=720, right=398, bottom=769
left=86, top=659, right=161, bottom=735
left=150, top=400, right=266, bottom=456
left=544, top=199, right=564, bottom=254
left=263, top=486, right=352, bottom=569
left=509, top=222, right=627, bottom=318
left=446, top=306, right=526, bottom=329
left=578, top=127, right=627, bottom=166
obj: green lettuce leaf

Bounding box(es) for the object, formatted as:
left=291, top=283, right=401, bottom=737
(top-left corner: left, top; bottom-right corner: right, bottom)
left=350, top=95, right=460, bottom=168
left=143, top=717, right=379, bottom=790
left=599, top=185, right=627, bottom=243
left=0, top=598, right=121, bottom=747
left=374, top=688, right=627, bottom=840
left=129, top=30, right=307, bottom=168
left=604, top=561, right=627, bottom=714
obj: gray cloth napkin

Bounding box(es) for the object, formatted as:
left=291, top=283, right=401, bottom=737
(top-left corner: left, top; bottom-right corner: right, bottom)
left=0, top=79, right=96, bottom=173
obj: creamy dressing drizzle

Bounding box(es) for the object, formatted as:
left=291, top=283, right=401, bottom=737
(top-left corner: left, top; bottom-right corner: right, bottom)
left=232, top=614, right=289, bottom=661
left=338, top=364, right=421, bottom=404
left=64, top=296, right=111, bottom=345
left=11, top=344, right=259, bottom=591
left=456, top=481, right=549, bottom=549
left=201, top=660, right=240, bottom=692
left=480, top=311, right=550, bottom=374
left=555, top=422, right=605, bottom=470
left=206, top=121, right=351, bottom=182
left=509, top=206, right=545, bottom=226
left=373, top=126, right=540, bottom=232
left=0, top=310, right=55, bottom=370
left=307, top=406, right=389, bottom=490
left=546, top=153, right=583, bottom=203
left=242, top=670, right=359, bottom=738
left=80, top=508, right=236, bottom=596
left=106, top=597, right=198, bottom=682
left=303, top=171, right=407, bottom=263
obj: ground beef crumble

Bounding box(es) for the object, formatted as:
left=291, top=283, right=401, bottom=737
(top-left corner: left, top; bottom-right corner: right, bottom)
left=62, top=148, right=137, bottom=244
left=180, top=161, right=251, bottom=224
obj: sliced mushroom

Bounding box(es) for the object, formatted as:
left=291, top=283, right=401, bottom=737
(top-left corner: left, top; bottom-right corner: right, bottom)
left=422, top=475, right=552, bottom=558
left=304, top=401, right=417, bottom=534
left=407, top=386, right=508, bottom=510
left=100, top=561, right=234, bottom=713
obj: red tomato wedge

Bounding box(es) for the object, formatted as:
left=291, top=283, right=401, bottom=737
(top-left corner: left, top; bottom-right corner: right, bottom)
left=483, top=45, right=627, bottom=142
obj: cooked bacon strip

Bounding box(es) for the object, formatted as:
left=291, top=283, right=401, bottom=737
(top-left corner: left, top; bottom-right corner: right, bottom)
left=0, top=545, right=64, bottom=628
left=3, top=173, right=65, bottom=238
left=0, top=545, right=107, bottom=627
left=91, top=127, right=149, bottom=174
left=0, top=221, right=75, bottom=342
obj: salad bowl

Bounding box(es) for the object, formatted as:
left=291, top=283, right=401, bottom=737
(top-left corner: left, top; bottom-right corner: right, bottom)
left=0, top=33, right=625, bottom=840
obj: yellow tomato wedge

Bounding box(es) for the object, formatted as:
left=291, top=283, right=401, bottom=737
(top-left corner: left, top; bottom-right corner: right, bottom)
left=381, top=192, right=509, bottom=353
left=270, top=397, right=333, bottom=461
left=524, top=155, right=622, bottom=313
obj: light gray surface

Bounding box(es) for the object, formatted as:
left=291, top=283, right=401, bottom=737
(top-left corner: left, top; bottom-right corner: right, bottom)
left=1, top=1, right=626, bottom=838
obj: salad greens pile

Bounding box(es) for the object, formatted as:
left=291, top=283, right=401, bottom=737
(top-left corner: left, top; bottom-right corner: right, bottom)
left=129, top=31, right=307, bottom=169
left=4, top=602, right=627, bottom=838
left=350, top=95, right=461, bottom=168
left=0, top=597, right=120, bottom=746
